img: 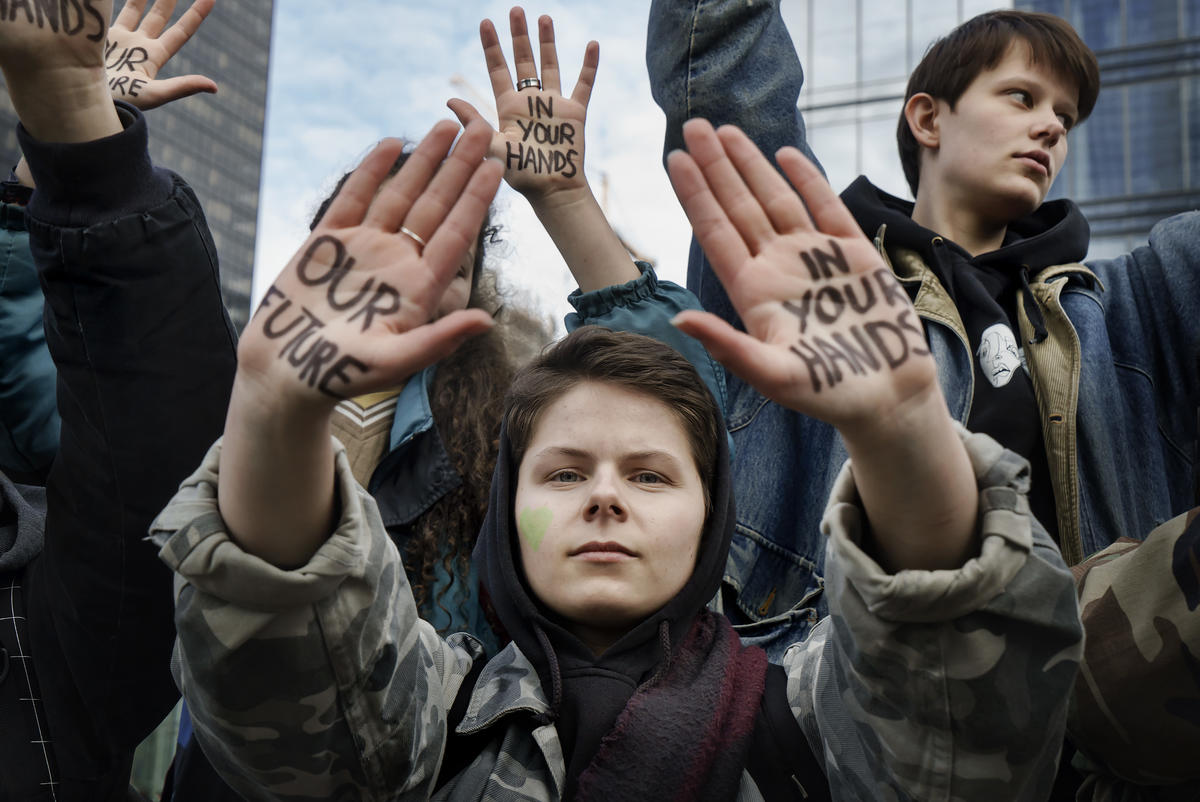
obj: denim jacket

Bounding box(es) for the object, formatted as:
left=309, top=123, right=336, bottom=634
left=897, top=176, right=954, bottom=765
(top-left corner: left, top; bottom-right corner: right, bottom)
left=647, top=0, right=1200, bottom=656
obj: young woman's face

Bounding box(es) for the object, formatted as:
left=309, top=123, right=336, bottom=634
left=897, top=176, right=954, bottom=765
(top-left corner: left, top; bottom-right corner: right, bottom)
left=514, top=381, right=707, bottom=654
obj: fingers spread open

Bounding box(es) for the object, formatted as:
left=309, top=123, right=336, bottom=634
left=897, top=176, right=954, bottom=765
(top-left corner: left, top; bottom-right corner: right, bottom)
left=387, top=120, right=493, bottom=246
left=480, top=19, right=515, bottom=101
left=776, top=147, right=861, bottom=240
left=667, top=148, right=752, bottom=286
left=419, top=157, right=503, bottom=304
left=137, top=0, right=176, bottom=37
left=158, top=0, right=215, bottom=57
left=360, top=120, right=461, bottom=232
left=571, top=41, right=599, bottom=109
left=716, top=125, right=811, bottom=235
left=113, top=0, right=149, bottom=32
left=508, top=7, right=539, bottom=86
left=319, top=137, right=409, bottom=230
left=680, top=119, right=776, bottom=254
left=537, top=15, right=561, bottom=95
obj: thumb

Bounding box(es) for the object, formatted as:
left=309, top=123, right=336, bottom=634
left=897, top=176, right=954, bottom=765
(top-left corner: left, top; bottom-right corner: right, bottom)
left=673, top=309, right=791, bottom=401
left=365, top=309, right=495, bottom=384
left=127, top=74, right=218, bottom=111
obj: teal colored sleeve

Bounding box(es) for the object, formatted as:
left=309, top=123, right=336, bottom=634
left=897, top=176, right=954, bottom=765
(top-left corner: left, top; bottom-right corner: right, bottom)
left=565, top=261, right=728, bottom=417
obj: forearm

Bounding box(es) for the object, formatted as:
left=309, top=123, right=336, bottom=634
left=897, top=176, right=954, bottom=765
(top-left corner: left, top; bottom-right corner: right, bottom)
left=217, top=367, right=339, bottom=569
left=840, top=387, right=978, bottom=571
left=527, top=185, right=640, bottom=293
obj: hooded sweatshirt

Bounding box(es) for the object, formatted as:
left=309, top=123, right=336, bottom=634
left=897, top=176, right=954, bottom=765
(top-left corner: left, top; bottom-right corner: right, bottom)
left=472, top=413, right=768, bottom=800
left=841, top=176, right=1091, bottom=544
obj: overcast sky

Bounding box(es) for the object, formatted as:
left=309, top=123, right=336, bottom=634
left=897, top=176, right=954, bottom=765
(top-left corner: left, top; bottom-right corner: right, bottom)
left=252, top=1, right=696, bottom=330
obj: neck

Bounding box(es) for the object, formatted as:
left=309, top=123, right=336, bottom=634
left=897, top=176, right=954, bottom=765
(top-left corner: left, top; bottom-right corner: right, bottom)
left=911, top=190, right=1008, bottom=257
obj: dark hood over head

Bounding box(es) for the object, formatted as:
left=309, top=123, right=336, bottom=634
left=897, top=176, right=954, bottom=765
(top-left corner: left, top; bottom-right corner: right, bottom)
left=472, top=409, right=735, bottom=788
left=839, top=175, right=1089, bottom=271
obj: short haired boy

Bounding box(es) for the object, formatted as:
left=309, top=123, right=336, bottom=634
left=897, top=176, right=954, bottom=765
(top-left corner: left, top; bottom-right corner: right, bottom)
left=647, top=1, right=1200, bottom=797
left=154, top=92, right=1081, bottom=798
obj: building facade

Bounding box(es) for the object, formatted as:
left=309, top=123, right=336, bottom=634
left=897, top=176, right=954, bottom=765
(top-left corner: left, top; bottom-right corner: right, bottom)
left=787, top=0, right=1200, bottom=258
left=0, top=0, right=273, bottom=330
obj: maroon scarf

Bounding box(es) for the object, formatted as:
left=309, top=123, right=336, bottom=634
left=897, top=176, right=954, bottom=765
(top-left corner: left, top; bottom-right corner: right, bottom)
left=575, top=610, right=768, bottom=802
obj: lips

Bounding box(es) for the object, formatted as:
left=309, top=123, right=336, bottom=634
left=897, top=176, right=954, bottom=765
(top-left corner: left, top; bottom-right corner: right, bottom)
left=1015, top=150, right=1050, bottom=175
left=568, top=541, right=637, bottom=557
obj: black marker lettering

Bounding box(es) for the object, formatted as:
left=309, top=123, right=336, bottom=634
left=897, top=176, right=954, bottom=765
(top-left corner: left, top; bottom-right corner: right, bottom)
left=782, top=291, right=814, bottom=335
left=318, top=354, right=369, bottom=398
left=814, top=335, right=856, bottom=381
left=296, top=234, right=346, bottom=286
left=9, top=0, right=33, bottom=23
left=296, top=337, right=339, bottom=387
left=843, top=274, right=877, bottom=314
left=896, top=308, right=930, bottom=355
left=277, top=308, right=324, bottom=360
left=834, top=329, right=881, bottom=374
left=261, top=295, right=305, bottom=339
left=559, top=122, right=575, bottom=146
left=326, top=268, right=374, bottom=312
left=347, top=283, right=400, bottom=332
left=516, top=119, right=534, bottom=141
left=864, top=318, right=909, bottom=369
left=533, top=95, right=553, bottom=118
left=813, top=286, right=846, bottom=325
left=83, top=0, right=103, bottom=40
left=562, top=150, right=578, bottom=179
left=874, top=268, right=907, bottom=307
left=790, top=338, right=833, bottom=393
left=505, top=141, right=523, bottom=170
left=33, top=0, right=59, bottom=31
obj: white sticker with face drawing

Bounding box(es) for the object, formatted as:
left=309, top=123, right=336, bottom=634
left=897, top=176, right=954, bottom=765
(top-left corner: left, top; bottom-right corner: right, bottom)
left=977, top=323, right=1026, bottom=388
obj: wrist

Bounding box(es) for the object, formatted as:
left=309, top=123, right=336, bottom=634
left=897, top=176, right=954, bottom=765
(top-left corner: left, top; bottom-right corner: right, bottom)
left=525, top=182, right=596, bottom=214
left=6, top=68, right=122, bottom=143
left=233, top=345, right=341, bottom=426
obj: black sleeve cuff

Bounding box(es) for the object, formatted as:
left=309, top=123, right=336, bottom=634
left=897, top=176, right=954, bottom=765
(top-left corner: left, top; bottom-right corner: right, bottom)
left=18, top=101, right=175, bottom=227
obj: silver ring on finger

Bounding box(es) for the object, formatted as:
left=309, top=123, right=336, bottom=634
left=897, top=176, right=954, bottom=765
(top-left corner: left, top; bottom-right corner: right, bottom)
left=400, top=226, right=427, bottom=252
left=517, top=77, right=542, bottom=91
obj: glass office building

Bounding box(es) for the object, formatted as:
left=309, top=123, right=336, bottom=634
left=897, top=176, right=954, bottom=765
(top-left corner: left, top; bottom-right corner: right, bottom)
left=0, top=1, right=273, bottom=330
left=788, top=0, right=1200, bottom=258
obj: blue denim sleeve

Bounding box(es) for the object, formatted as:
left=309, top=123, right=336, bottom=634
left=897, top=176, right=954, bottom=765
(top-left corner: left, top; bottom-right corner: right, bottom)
left=647, top=0, right=823, bottom=327
left=0, top=209, right=59, bottom=480
left=565, top=261, right=727, bottom=415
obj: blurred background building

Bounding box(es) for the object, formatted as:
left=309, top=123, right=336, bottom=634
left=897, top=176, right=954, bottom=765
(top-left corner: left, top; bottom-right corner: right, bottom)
left=786, top=0, right=1200, bottom=258
left=0, top=0, right=274, bottom=330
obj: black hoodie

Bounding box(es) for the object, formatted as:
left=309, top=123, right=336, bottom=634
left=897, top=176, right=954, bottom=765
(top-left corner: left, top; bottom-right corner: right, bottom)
left=473, top=412, right=742, bottom=798
left=841, top=176, right=1091, bottom=543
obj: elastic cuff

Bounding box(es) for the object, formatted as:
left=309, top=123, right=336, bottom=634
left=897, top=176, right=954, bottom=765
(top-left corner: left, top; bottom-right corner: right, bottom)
left=19, top=101, right=174, bottom=227
left=566, top=260, right=657, bottom=318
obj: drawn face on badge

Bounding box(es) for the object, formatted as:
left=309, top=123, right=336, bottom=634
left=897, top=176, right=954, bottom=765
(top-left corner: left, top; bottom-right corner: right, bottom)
left=977, top=323, right=1023, bottom=387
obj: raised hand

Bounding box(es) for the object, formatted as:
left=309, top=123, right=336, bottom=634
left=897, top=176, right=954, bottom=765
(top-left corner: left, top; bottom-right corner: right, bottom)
left=0, top=0, right=121, bottom=142
left=105, top=0, right=217, bottom=109
left=669, top=119, right=978, bottom=571
left=238, top=119, right=502, bottom=406
left=668, top=119, right=939, bottom=430
left=448, top=6, right=597, bottom=201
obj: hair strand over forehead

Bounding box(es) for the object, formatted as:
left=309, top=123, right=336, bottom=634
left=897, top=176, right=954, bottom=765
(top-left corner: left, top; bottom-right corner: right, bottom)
left=897, top=10, right=1100, bottom=196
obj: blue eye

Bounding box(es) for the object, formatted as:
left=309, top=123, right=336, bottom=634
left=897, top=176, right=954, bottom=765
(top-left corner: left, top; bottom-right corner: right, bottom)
left=551, top=470, right=582, bottom=483
left=1008, top=89, right=1033, bottom=106
left=632, top=472, right=663, bottom=484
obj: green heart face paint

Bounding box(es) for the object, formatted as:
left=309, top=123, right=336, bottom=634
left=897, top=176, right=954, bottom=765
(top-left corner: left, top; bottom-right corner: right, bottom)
left=518, top=506, right=553, bottom=552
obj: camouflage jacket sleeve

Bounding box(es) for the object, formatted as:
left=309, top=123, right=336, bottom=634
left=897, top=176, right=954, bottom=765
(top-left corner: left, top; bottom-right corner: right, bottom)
left=780, top=427, right=1084, bottom=801
left=152, top=437, right=482, bottom=801
left=1068, top=511, right=1200, bottom=799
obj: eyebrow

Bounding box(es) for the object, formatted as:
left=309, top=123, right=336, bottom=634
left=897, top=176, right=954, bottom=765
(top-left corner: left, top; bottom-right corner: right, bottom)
left=531, top=446, right=683, bottom=465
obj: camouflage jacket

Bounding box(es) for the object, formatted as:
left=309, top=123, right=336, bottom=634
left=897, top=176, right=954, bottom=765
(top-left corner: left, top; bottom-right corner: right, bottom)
left=153, top=428, right=1082, bottom=801
left=1069, top=511, right=1200, bottom=802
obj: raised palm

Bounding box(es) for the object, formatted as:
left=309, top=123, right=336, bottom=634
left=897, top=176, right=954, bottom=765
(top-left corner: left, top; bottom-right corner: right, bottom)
left=668, top=120, right=939, bottom=428
left=239, top=120, right=501, bottom=404
left=106, top=0, right=217, bottom=109
left=449, top=8, right=597, bottom=199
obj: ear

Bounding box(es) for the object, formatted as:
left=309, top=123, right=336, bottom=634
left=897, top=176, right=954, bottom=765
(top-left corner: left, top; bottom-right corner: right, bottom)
left=904, top=93, right=940, bottom=149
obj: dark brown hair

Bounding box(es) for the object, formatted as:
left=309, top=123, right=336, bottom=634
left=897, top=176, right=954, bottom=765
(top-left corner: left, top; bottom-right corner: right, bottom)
left=897, top=10, right=1100, bottom=196
left=503, top=327, right=722, bottom=512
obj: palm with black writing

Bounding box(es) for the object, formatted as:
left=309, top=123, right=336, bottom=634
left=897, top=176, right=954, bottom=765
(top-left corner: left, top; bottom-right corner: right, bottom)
left=668, top=119, right=939, bottom=429
left=106, top=0, right=217, bottom=109
left=239, top=119, right=502, bottom=405
left=448, top=7, right=596, bottom=200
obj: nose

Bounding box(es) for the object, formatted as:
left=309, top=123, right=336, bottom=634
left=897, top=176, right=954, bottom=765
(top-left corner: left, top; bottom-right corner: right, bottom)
left=1033, top=107, right=1065, bottom=146
left=583, top=469, right=627, bottom=522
